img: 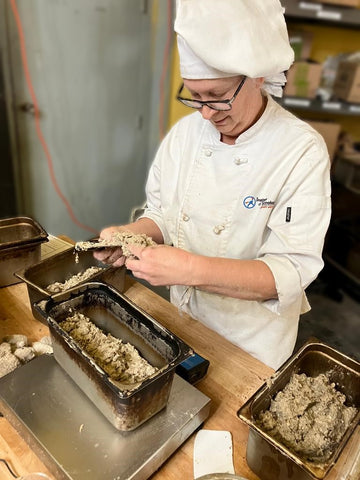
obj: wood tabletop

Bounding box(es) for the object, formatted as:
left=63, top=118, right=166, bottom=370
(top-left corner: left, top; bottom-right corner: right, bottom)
left=0, top=269, right=273, bottom=480
left=1, top=266, right=359, bottom=480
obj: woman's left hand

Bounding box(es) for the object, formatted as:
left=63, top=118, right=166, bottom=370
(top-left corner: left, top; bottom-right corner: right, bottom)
left=125, top=244, right=193, bottom=286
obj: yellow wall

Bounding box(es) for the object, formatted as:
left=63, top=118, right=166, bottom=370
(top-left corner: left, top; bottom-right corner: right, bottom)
left=295, top=23, right=360, bottom=63
left=167, top=24, right=360, bottom=140
left=290, top=23, right=360, bottom=142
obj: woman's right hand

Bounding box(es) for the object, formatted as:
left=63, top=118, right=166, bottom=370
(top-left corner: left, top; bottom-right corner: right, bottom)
left=93, top=218, right=164, bottom=268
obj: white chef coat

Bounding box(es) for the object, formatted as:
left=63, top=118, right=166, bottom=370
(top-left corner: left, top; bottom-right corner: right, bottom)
left=140, top=94, right=331, bottom=369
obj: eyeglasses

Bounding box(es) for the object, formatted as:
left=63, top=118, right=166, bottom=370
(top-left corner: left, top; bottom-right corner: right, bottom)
left=176, top=76, right=247, bottom=111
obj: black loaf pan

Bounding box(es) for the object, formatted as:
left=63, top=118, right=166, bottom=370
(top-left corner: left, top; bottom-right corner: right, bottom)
left=16, top=247, right=125, bottom=323
left=35, top=282, right=193, bottom=431
left=238, top=341, right=360, bottom=480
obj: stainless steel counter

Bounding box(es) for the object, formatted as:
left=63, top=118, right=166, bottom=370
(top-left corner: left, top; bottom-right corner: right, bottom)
left=0, top=355, right=210, bottom=480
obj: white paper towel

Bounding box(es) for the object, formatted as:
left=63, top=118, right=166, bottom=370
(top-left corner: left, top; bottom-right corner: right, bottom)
left=193, top=430, right=235, bottom=479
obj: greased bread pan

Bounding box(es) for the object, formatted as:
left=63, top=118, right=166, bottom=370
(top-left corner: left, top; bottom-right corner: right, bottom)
left=35, top=282, right=193, bottom=431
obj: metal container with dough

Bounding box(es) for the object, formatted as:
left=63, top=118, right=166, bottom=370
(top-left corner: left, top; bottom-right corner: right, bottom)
left=237, top=341, right=360, bottom=480
left=0, top=216, right=48, bottom=287
left=15, top=247, right=125, bottom=323
left=35, top=282, right=193, bottom=431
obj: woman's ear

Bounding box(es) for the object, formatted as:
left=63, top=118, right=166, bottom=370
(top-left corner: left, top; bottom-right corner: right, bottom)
left=254, top=77, right=265, bottom=88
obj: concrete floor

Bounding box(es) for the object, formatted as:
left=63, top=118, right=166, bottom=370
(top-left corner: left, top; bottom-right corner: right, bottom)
left=295, top=280, right=360, bottom=363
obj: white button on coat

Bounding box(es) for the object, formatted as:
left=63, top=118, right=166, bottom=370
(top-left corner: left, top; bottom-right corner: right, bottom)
left=213, top=225, right=225, bottom=234
left=234, top=157, right=248, bottom=165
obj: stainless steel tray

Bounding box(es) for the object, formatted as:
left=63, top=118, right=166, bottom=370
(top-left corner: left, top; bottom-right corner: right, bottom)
left=238, top=341, right=360, bottom=480
left=35, top=282, right=194, bottom=431
left=0, top=354, right=211, bottom=480
left=0, top=216, right=48, bottom=287
left=16, top=248, right=125, bottom=323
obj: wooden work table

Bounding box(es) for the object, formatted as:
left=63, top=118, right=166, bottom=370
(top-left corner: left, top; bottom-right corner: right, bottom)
left=0, top=269, right=273, bottom=480
left=1, top=265, right=359, bottom=480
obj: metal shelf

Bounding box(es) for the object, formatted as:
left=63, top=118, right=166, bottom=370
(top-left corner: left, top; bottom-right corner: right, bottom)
left=282, top=0, right=360, bottom=28
left=276, top=96, right=360, bottom=116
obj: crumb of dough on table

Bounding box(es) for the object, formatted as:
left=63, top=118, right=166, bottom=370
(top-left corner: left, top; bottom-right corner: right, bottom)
left=0, top=342, right=20, bottom=378
left=0, top=335, right=53, bottom=378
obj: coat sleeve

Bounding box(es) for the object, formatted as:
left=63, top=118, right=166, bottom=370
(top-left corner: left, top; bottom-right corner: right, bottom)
left=258, top=133, right=331, bottom=314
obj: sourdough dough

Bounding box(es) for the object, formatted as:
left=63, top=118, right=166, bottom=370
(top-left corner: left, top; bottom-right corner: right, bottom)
left=46, top=266, right=104, bottom=293
left=59, top=312, right=158, bottom=383
left=257, top=372, right=358, bottom=462
left=75, top=231, right=156, bottom=258
left=0, top=336, right=53, bottom=378
left=0, top=342, right=20, bottom=377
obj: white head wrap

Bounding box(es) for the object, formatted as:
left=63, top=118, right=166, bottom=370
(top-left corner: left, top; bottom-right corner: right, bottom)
left=174, top=0, right=294, bottom=97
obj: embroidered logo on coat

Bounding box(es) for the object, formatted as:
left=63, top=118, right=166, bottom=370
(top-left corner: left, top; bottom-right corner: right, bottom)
left=243, top=196, right=256, bottom=209
left=243, top=196, right=275, bottom=209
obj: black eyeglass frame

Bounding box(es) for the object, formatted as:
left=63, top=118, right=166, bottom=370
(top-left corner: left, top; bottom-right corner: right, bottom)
left=176, top=76, right=247, bottom=111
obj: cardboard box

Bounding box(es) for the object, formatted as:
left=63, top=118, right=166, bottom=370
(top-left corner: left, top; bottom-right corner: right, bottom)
left=333, top=61, right=360, bottom=103
left=289, top=30, right=314, bottom=61
left=313, top=0, right=360, bottom=7
left=284, top=62, right=323, bottom=99
left=306, top=120, right=342, bottom=161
